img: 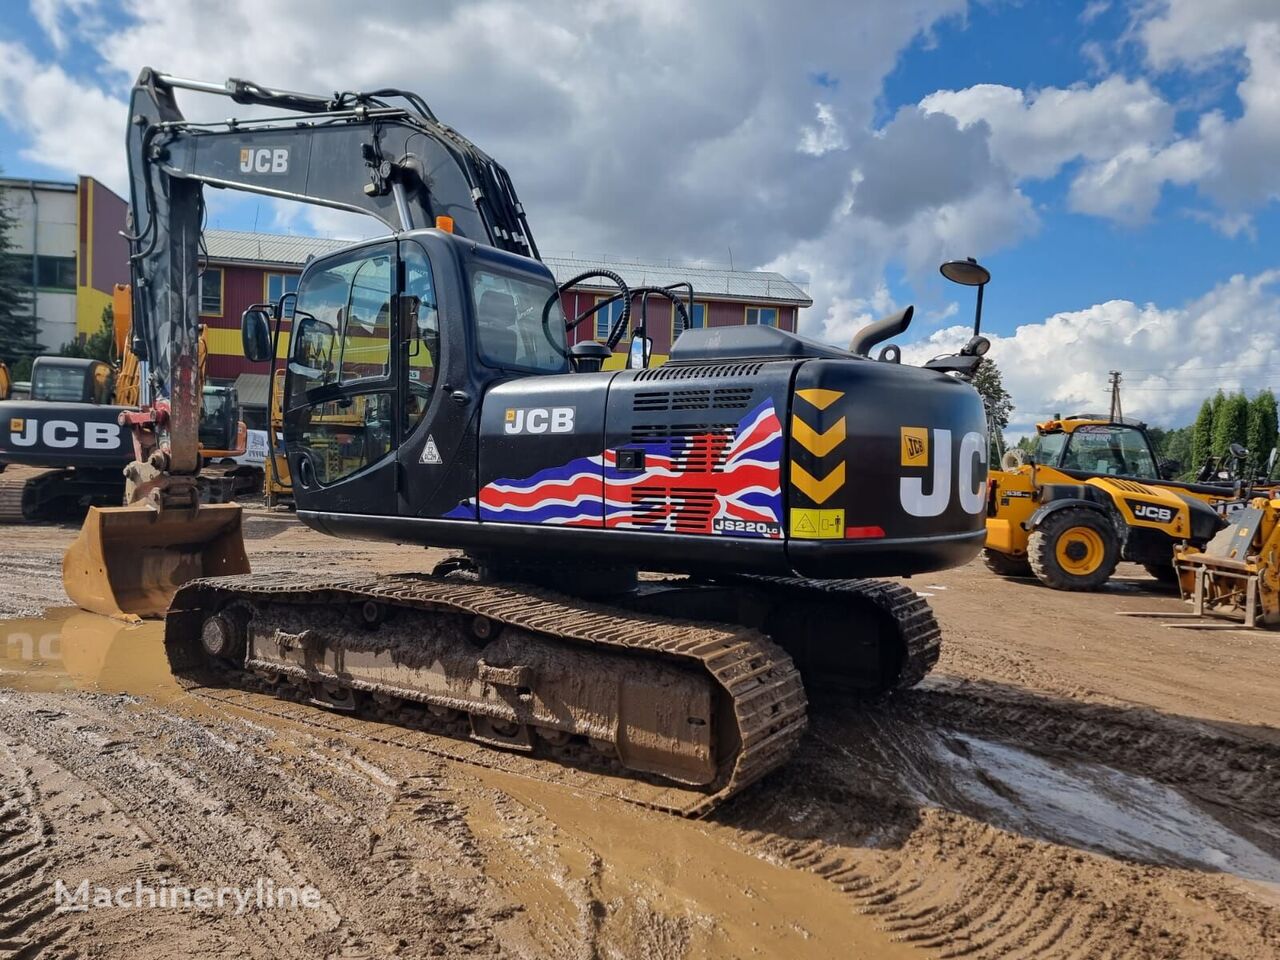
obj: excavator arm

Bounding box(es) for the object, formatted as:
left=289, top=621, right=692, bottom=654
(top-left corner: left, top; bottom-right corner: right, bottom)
left=125, top=67, right=537, bottom=480
left=67, top=66, right=539, bottom=619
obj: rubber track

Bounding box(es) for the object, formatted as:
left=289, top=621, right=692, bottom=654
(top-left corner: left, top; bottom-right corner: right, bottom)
left=167, top=571, right=809, bottom=817
left=0, top=468, right=62, bottom=523
left=716, top=575, right=942, bottom=690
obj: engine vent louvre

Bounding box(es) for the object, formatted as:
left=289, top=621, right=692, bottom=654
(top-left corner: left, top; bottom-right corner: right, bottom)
left=628, top=486, right=717, bottom=530
left=1114, top=479, right=1157, bottom=493
left=630, top=424, right=735, bottom=472
left=632, top=388, right=754, bottom=413
left=634, top=362, right=765, bottom=381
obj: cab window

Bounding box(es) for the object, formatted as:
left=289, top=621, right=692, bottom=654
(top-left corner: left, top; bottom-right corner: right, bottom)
left=1062, top=426, right=1157, bottom=478
left=402, top=242, right=439, bottom=435
left=288, top=244, right=393, bottom=407
left=471, top=267, right=567, bottom=374
left=1030, top=432, right=1065, bottom=466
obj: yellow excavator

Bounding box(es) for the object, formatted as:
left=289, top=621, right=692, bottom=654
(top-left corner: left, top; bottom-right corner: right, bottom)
left=985, top=415, right=1233, bottom=589
left=0, top=361, right=10, bottom=401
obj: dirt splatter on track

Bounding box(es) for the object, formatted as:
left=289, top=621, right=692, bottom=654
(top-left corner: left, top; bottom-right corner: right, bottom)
left=0, top=513, right=1276, bottom=958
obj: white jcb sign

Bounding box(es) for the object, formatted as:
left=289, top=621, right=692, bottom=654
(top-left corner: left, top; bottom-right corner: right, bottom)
left=899, top=427, right=987, bottom=517
left=8, top=418, right=121, bottom=450
left=239, top=148, right=290, bottom=174
left=503, top=407, right=575, bottom=435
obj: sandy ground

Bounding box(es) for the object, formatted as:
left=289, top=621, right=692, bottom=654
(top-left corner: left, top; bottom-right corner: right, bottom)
left=0, top=508, right=1277, bottom=959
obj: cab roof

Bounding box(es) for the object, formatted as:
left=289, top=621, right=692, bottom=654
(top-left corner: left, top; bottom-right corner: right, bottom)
left=1036, top=414, right=1149, bottom=434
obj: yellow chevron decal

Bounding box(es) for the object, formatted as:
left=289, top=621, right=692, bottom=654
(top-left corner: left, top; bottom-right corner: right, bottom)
left=795, top=388, right=843, bottom=411
left=790, top=460, right=846, bottom=504
left=791, top=414, right=846, bottom=457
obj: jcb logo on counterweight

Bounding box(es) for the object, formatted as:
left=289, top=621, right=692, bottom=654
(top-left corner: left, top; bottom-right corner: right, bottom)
left=7, top=418, right=121, bottom=450
left=899, top=427, right=986, bottom=517
left=239, top=148, right=290, bottom=174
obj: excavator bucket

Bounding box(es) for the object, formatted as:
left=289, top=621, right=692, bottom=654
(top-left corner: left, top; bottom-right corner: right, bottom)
left=63, top=502, right=250, bottom=621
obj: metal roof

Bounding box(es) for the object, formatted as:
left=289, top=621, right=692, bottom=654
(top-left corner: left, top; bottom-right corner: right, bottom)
left=204, top=229, right=350, bottom=267
left=544, top=255, right=811, bottom=306
left=202, top=230, right=811, bottom=305
left=0, top=177, right=77, bottom=193
left=232, top=372, right=271, bottom=408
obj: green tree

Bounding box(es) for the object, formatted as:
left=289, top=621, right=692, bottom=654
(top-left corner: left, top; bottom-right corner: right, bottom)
left=0, top=180, right=42, bottom=375
left=1246, top=389, right=1278, bottom=464
left=972, top=357, right=1014, bottom=460
left=1190, top=398, right=1215, bottom=469
left=1212, top=391, right=1249, bottom=457
left=57, top=304, right=115, bottom=363
left=1157, top=425, right=1194, bottom=477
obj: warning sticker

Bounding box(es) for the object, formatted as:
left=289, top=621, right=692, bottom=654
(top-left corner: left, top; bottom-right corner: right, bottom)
left=790, top=508, right=845, bottom=539
left=420, top=435, right=443, bottom=465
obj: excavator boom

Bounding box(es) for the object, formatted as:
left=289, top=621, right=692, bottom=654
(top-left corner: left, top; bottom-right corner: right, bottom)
left=66, top=66, right=538, bottom=619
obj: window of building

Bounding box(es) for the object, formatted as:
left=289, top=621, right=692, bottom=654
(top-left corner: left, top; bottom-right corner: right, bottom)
left=35, top=256, right=76, bottom=291
left=266, top=272, right=300, bottom=303
left=595, top=295, right=625, bottom=342
left=672, top=301, right=706, bottom=340
left=746, top=306, right=778, bottom=327
left=200, top=267, right=224, bottom=316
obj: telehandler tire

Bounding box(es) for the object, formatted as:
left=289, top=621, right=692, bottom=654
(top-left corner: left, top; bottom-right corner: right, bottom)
left=1027, top=507, right=1119, bottom=591
left=983, top=548, right=1032, bottom=577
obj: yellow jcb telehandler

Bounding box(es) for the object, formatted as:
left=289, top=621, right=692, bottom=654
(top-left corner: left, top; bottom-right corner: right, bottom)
left=985, top=415, right=1232, bottom=590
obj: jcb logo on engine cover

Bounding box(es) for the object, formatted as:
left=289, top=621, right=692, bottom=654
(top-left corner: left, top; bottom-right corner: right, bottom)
left=899, top=427, right=987, bottom=517
left=239, top=148, right=290, bottom=174
left=1131, top=501, right=1175, bottom=523
left=504, top=407, right=575, bottom=435
left=901, top=427, right=928, bottom=466
left=8, top=418, right=121, bottom=450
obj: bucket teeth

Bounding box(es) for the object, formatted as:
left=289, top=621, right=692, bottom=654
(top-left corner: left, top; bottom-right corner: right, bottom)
left=63, top=502, right=250, bottom=621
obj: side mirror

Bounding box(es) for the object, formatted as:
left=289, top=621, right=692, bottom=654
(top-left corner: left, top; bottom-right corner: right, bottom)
left=626, top=333, right=653, bottom=370
left=241, top=307, right=273, bottom=363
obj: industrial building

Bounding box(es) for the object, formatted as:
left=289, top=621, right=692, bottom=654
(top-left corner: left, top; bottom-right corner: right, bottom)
left=0, top=176, right=129, bottom=354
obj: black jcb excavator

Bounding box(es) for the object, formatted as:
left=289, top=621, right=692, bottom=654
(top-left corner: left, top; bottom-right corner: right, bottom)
left=66, top=68, right=992, bottom=814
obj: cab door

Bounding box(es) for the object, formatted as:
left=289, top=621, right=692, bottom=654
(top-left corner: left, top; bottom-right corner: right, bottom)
left=394, top=235, right=482, bottom=518
left=283, top=241, right=400, bottom=515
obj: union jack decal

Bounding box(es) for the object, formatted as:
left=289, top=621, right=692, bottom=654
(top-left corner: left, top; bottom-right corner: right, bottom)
left=446, top=399, right=784, bottom=538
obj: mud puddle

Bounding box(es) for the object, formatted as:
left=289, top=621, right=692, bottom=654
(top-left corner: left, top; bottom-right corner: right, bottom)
left=468, top=764, right=920, bottom=959
left=857, top=711, right=1280, bottom=895
left=0, top=608, right=174, bottom=700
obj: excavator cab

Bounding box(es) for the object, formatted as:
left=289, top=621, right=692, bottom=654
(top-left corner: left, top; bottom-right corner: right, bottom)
left=29, top=357, right=116, bottom=405
left=246, top=232, right=552, bottom=520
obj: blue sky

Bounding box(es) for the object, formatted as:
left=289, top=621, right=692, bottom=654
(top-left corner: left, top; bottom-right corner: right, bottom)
left=2, top=1, right=1279, bottom=430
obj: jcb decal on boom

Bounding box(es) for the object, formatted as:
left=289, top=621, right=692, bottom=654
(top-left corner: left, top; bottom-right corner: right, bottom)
left=899, top=427, right=987, bottom=517
left=239, top=148, right=290, bottom=174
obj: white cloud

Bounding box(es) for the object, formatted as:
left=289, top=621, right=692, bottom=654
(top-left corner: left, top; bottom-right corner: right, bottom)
left=29, top=0, right=98, bottom=52
left=920, top=77, right=1174, bottom=181
left=901, top=269, right=1280, bottom=433
left=0, top=42, right=126, bottom=189
left=798, top=103, right=847, bottom=157
left=1066, top=2, right=1280, bottom=226
left=4, top=0, right=1014, bottom=338
left=1081, top=1, right=1110, bottom=25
